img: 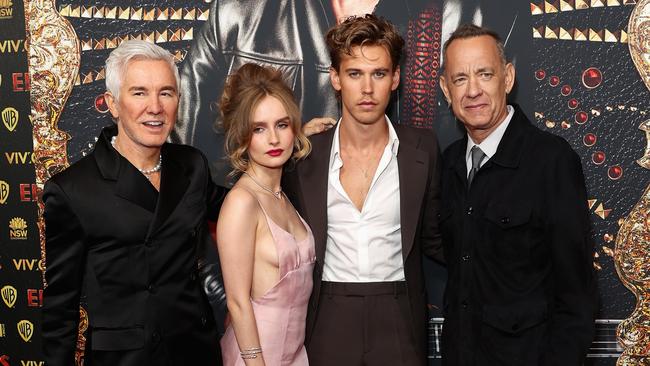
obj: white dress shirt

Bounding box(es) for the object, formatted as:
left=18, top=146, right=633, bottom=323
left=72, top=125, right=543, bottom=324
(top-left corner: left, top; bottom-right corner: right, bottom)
left=322, top=116, right=405, bottom=282
left=465, top=105, right=515, bottom=176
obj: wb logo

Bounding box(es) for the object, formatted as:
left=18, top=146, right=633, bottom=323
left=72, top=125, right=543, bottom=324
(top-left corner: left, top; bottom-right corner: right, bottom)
left=17, top=319, right=33, bottom=342
left=1, top=285, right=16, bottom=308
left=1, top=107, right=18, bottom=132
left=0, top=181, right=7, bottom=204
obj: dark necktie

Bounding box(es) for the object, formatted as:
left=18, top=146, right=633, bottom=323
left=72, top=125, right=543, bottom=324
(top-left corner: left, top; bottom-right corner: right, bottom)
left=467, top=146, right=486, bottom=187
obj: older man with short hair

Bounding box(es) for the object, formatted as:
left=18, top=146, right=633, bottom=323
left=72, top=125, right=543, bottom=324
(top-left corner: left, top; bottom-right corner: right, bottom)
left=438, top=24, right=597, bottom=365
left=42, top=40, right=225, bottom=366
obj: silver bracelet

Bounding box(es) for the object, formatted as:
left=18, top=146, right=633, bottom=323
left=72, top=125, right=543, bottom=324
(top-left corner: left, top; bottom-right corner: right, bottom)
left=240, top=347, right=262, bottom=359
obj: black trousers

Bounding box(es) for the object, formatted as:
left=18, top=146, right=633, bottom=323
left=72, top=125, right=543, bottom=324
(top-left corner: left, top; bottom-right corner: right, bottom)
left=307, top=281, right=424, bottom=366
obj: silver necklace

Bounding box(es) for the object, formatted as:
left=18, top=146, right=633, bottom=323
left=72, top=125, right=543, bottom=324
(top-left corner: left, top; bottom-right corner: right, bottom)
left=244, top=172, right=282, bottom=200
left=111, top=136, right=162, bottom=175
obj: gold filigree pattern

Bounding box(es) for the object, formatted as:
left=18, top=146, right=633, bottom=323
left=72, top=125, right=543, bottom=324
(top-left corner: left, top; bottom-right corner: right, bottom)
left=638, top=120, right=650, bottom=169
left=75, top=306, right=89, bottom=366
left=615, top=2, right=650, bottom=363
left=614, top=183, right=650, bottom=365
left=629, top=1, right=650, bottom=91
left=25, top=0, right=81, bottom=362
left=24, top=0, right=79, bottom=291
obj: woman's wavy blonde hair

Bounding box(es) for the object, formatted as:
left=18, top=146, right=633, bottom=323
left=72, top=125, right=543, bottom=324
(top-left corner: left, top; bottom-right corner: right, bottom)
left=220, top=63, right=311, bottom=177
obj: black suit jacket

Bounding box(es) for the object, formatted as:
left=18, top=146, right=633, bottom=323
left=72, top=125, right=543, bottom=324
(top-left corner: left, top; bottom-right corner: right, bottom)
left=284, top=123, right=443, bottom=360
left=439, top=105, right=597, bottom=365
left=42, top=125, right=225, bottom=366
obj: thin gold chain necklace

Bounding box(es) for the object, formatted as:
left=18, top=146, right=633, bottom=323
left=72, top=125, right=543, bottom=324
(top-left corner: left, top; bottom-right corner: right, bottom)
left=243, top=172, right=282, bottom=200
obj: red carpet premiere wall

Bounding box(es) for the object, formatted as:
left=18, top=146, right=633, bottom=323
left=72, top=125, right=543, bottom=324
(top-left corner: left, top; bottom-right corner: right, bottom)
left=0, top=1, right=648, bottom=365
left=0, top=0, right=44, bottom=364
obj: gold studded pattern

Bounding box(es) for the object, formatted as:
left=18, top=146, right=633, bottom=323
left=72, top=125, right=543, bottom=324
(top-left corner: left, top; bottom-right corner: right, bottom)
left=533, top=26, right=628, bottom=43
left=58, top=5, right=210, bottom=22
left=79, top=28, right=195, bottom=52
left=531, top=0, right=637, bottom=15
left=73, top=50, right=188, bottom=86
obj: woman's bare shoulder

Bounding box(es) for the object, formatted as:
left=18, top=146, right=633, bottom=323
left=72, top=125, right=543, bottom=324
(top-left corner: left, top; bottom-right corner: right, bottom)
left=218, top=183, right=264, bottom=224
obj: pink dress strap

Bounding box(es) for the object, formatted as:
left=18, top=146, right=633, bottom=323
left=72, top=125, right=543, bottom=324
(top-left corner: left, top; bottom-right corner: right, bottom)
left=220, top=187, right=315, bottom=366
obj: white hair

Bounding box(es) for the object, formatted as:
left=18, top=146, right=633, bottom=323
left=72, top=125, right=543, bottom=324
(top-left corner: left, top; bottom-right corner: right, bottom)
left=105, top=40, right=180, bottom=100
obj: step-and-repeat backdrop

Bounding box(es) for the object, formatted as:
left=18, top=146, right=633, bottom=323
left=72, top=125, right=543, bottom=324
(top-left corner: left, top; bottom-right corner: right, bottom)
left=0, top=0, right=44, bottom=365
left=1, top=1, right=648, bottom=365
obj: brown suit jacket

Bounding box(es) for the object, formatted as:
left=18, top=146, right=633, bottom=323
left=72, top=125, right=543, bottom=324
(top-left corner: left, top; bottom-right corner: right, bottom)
left=283, top=123, right=443, bottom=359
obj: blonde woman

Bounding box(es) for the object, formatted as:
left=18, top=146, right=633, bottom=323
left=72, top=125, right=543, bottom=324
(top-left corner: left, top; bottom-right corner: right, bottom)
left=217, top=63, right=314, bottom=366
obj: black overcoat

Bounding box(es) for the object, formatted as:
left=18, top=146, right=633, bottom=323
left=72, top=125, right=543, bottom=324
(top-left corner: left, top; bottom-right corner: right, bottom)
left=439, top=105, right=597, bottom=365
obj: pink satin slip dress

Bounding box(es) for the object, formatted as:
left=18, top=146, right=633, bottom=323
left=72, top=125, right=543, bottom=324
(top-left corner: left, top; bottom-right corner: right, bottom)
left=220, top=199, right=315, bottom=366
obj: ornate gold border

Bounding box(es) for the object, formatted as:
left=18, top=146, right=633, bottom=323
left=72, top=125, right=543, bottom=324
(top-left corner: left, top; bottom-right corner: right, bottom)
left=614, top=1, right=650, bottom=364
left=25, top=0, right=81, bottom=362
left=25, top=0, right=80, bottom=285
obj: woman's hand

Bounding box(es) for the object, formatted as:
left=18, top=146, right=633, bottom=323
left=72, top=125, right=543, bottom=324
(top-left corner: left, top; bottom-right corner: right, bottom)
left=302, top=117, right=337, bottom=137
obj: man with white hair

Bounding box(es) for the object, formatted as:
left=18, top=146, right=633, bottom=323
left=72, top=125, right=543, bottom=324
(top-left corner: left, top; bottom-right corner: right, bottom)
left=42, top=40, right=225, bottom=366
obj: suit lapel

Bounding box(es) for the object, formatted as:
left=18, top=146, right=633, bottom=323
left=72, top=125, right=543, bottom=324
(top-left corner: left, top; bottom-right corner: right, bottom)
left=94, top=124, right=158, bottom=211
left=396, top=128, right=428, bottom=260
left=114, top=165, right=158, bottom=212
left=94, top=126, right=189, bottom=237
left=148, top=144, right=189, bottom=237
left=299, top=128, right=335, bottom=263
left=487, top=105, right=528, bottom=169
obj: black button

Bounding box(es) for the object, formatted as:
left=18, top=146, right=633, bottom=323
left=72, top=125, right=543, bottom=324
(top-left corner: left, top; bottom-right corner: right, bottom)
left=201, top=316, right=207, bottom=326
left=501, top=217, right=510, bottom=224
left=191, top=229, right=197, bottom=237
left=512, top=323, right=519, bottom=331
left=461, top=300, right=468, bottom=309
left=147, top=284, right=156, bottom=293
left=190, top=272, right=197, bottom=281
left=462, top=254, right=471, bottom=261
left=144, top=239, right=152, bottom=248
left=466, top=206, right=473, bottom=215
left=152, top=331, right=160, bottom=343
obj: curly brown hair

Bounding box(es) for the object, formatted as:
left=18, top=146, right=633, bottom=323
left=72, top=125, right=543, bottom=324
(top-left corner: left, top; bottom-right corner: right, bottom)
left=219, top=63, right=311, bottom=176
left=326, top=14, right=404, bottom=72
